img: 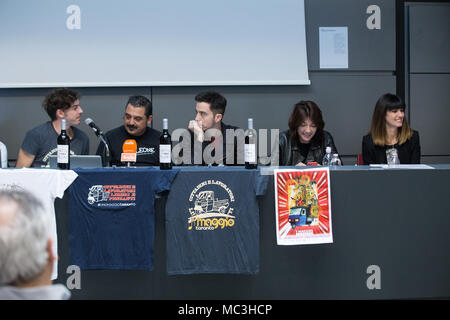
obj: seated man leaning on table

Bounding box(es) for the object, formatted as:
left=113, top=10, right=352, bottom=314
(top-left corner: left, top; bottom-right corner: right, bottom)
left=176, top=91, right=240, bottom=166
left=16, top=88, right=89, bottom=168
left=96, top=95, right=160, bottom=166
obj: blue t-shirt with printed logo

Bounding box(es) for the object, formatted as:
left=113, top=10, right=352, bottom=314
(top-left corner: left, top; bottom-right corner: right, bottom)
left=68, top=167, right=178, bottom=270
left=165, top=167, right=268, bottom=275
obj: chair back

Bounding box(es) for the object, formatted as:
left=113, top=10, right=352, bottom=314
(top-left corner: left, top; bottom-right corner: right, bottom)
left=356, top=154, right=364, bottom=165
left=0, top=141, right=8, bottom=168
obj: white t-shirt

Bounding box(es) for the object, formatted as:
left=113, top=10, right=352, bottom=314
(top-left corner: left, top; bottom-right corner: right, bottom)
left=0, top=168, right=78, bottom=280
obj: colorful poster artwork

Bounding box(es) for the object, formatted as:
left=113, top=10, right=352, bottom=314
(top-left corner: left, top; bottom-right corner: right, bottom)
left=274, top=168, right=333, bottom=245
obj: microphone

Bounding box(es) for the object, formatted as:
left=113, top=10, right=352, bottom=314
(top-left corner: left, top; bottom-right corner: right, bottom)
left=121, top=139, right=137, bottom=166
left=85, top=117, right=110, bottom=167
left=85, top=118, right=103, bottom=136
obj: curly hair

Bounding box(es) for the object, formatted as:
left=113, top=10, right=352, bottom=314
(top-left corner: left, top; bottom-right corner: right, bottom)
left=42, top=88, right=80, bottom=121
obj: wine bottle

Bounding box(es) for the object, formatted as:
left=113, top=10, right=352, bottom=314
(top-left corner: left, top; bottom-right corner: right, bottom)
left=57, top=119, right=70, bottom=169
left=159, top=118, right=172, bottom=169
left=245, top=118, right=257, bottom=169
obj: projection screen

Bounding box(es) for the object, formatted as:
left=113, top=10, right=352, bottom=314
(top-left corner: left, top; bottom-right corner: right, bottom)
left=0, top=0, right=310, bottom=87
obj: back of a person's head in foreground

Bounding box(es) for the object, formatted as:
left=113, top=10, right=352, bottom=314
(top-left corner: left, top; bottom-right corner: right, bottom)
left=0, top=189, right=51, bottom=286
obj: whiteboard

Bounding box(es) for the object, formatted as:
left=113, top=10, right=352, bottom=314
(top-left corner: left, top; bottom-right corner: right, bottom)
left=0, top=0, right=310, bottom=87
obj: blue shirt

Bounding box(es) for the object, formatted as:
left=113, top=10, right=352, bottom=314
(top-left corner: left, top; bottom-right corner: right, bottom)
left=165, top=167, right=268, bottom=275
left=68, top=167, right=178, bottom=270
left=21, top=121, right=89, bottom=167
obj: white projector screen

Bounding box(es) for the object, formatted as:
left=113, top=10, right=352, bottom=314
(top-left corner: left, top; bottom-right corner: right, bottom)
left=0, top=0, right=310, bottom=87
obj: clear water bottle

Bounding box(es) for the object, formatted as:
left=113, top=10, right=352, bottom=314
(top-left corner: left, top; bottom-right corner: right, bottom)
left=322, top=146, right=332, bottom=166
left=390, top=151, right=400, bottom=166
left=330, top=153, right=341, bottom=167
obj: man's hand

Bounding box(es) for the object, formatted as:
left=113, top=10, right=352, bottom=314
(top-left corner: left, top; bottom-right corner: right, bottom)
left=188, top=120, right=204, bottom=142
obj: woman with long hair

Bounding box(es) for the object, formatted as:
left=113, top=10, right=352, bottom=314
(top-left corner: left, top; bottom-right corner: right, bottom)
left=279, top=100, right=339, bottom=166
left=362, top=93, right=421, bottom=164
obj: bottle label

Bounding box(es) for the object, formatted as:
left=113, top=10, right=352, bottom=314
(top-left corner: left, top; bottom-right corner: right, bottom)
left=386, top=147, right=399, bottom=165
left=57, top=145, right=69, bottom=163
left=245, top=144, right=256, bottom=162
left=160, top=145, right=171, bottom=163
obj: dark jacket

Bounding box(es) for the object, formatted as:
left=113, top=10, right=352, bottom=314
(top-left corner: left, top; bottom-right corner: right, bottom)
left=183, top=122, right=240, bottom=166
left=279, top=130, right=339, bottom=166
left=362, top=130, right=421, bottom=164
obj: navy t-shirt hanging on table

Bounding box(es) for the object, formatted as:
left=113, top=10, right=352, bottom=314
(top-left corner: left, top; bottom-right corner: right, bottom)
left=68, top=167, right=178, bottom=270
left=165, top=167, right=268, bottom=275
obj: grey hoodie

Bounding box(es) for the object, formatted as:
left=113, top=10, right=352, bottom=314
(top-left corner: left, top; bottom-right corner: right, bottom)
left=0, top=284, right=71, bottom=300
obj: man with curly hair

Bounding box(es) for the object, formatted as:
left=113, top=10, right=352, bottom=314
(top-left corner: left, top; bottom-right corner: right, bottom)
left=16, top=88, right=89, bottom=168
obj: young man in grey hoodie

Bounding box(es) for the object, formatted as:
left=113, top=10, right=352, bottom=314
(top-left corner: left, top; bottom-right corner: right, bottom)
left=0, top=189, right=70, bottom=300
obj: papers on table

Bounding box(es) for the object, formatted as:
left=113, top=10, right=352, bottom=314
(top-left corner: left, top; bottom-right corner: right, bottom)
left=369, top=164, right=435, bottom=170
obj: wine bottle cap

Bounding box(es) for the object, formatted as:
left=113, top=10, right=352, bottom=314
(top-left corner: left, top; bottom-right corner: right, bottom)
left=61, top=119, right=66, bottom=130
left=163, top=118, right=168, bottom=130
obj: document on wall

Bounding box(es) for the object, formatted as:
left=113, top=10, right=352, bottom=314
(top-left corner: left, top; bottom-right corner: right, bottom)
left=319, top=27, right=348, bottom=69
left=274, top=168, right=333, bottom=245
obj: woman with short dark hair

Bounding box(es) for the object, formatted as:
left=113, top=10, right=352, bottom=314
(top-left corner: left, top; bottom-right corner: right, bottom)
left=279, top=100, right=339, bottom=166
left=362, top=93, right=421, bottom=164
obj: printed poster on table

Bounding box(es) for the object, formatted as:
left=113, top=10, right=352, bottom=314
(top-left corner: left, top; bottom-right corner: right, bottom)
left=274, top=168, right=333, bottom=245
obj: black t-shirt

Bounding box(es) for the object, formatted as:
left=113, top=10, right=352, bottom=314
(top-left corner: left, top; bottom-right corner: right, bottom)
left=165, top=167, right=268, bottom=275
left=180, top=122, right=240, bottom=166
left=298, top=142, right=311, bottom=163
left=96, top=125, right=161, bottom=166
